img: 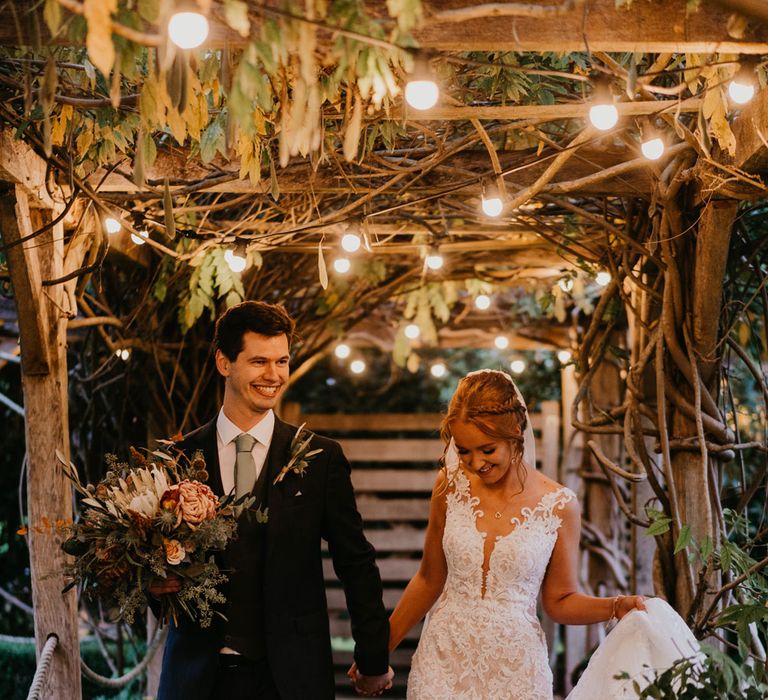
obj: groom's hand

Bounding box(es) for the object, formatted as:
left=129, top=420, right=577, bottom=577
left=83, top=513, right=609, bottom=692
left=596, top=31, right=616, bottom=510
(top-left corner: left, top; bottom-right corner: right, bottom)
left=148, top=573, right=182, bottom=597
left=348, top=664, right=394, bottom=697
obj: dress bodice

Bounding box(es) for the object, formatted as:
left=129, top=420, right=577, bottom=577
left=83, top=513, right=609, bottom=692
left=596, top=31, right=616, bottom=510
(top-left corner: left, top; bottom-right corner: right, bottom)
left=441, top=468, right=575, bottom=613
left=406, top=468, right=575, bottom=700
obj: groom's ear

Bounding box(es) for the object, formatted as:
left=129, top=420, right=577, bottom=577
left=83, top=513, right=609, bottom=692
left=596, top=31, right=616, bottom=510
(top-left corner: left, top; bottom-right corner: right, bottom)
left=215, top=349, right=230, bottom=377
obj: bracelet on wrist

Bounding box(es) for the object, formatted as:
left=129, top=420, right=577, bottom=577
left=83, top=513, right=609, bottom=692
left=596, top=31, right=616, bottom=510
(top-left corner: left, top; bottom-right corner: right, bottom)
left=610, top=594, right=625, bottom=621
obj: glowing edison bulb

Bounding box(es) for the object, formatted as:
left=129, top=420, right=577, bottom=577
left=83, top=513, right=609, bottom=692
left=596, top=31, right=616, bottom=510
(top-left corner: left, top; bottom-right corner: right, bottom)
left=728, top=78, right=755, bottom=105
left=557, top=349, right=572, bottom=364
left=168, top=11, right=209, bottom=50
left=334, top=343, right=351, bottom=359
left=404, top=324, right=421, bottom=340
left=224, top=249, right=247, bottom=273
left=589, top=104, right=619, bottom=130
left=350, top=359, right=366, bottom=374
left=131, top=229, right=149, bottom=246
left=494, top=335, right=509, bottom=350
left=510, top=359, right=526, bottom=374
left=481, top=194, right=504, bottom=218
left=475, top=294, right=491, bottom=310
left=425, top=252, right=444, bottom=270
left=641, top=137, right=665, bottom=161
left=596, top=271, right=611, bottom=286
left=405, top=80, right=439, bottom=110
left=430, top=362, right=447, bottom=378
left=104, top=217, right=121, bottom=234
left=334, top=257, right=351, bottom=274
left=341, top=232, right=361, bottom=253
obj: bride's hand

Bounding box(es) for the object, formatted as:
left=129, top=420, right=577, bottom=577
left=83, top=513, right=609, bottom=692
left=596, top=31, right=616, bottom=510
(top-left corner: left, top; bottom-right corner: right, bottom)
left=615, top=594, right=646, bottom=620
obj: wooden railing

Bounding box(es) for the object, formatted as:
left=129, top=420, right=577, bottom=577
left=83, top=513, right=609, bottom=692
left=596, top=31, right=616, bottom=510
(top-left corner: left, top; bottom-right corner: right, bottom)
left=282, top=402, right=561, bottom=698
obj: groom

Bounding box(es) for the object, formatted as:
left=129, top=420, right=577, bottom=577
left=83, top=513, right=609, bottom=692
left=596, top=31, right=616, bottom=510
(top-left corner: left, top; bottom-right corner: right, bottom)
left=151, top=301, right=392, bottom=699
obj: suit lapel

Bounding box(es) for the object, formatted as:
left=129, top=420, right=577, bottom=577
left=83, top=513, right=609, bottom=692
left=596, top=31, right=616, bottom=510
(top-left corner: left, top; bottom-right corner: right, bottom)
left=265, top=417, right=295, bottom=559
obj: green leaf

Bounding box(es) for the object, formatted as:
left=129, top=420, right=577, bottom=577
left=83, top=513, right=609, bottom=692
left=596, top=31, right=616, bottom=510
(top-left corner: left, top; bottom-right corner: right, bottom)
left=199, top=119, right=224, bottom=164
left=646, top=517, right=672, bottom=537
left=674, top=524, right=692, bottom=554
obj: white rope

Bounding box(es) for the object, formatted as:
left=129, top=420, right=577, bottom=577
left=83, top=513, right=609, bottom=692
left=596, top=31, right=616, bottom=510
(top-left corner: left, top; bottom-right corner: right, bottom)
left=26, top=633, right=58, bottom=700
left=79, top=625, right=167, bottom=689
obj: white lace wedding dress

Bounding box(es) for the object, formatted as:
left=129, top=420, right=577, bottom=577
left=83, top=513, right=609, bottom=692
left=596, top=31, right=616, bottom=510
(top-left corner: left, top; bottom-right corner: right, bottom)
left=406, top=466, right=702, bottom=700
left=407, top=467, right=575, bottom=700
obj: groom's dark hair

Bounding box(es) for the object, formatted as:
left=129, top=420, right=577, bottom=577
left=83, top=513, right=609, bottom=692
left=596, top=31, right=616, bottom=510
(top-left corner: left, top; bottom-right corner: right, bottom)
left=214, top=301, right=296, bottom=360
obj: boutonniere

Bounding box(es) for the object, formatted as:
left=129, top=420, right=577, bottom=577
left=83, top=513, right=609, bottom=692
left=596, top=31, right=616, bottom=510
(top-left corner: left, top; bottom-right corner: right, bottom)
left=273, top=423, right=323, bottom=486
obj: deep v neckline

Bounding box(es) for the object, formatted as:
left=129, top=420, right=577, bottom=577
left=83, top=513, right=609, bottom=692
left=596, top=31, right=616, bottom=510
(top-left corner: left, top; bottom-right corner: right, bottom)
left=458, top=470, right=567, bottom=598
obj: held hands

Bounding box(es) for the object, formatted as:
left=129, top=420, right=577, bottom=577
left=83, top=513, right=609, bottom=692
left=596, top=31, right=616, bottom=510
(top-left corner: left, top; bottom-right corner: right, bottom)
left=148, top=573, right=182, bottom=597
left=612, top=594, right=646, bottom=621
left=347, top=663, right=394, bottom=697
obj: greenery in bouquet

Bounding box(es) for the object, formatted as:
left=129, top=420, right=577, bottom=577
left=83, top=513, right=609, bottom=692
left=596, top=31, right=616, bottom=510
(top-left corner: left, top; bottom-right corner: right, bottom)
left=59, top=447, right=250, bottom=628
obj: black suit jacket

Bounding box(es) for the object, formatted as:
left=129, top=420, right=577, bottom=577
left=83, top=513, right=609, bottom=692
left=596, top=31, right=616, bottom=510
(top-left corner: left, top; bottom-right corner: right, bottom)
left=157, top=415, right=389, bottom=700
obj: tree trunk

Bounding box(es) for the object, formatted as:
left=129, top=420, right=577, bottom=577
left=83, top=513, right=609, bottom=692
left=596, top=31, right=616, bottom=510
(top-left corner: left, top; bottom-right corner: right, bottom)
left=667, top=199, right=736, bottom=616
left=1, top=186, right=82, bottom=699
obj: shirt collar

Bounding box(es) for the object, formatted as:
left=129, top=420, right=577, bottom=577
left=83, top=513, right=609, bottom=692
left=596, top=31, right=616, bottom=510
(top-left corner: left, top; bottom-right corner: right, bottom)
left=217, top=408, right=275, bottom=447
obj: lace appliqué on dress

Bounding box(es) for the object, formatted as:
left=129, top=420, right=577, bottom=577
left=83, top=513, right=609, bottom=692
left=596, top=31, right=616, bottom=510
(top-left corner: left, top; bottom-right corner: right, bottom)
left=408, top=469, right=575, bottom=700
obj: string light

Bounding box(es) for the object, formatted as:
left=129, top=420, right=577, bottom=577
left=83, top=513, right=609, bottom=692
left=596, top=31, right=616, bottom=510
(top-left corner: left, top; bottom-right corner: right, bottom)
left=405, top=51, right=439, bottom=110
left=558, top=277, right=574, bottom=293
left=425, top=247, right=444, bottom=270
left=728, top=63, right=756, bottom=105
left=510, top=359, right=526, bottom=374
left=333, top=257, right=351, bottom=273
left=640, top=118, right=665, bottom=161
left=557, top=349, right=572, bottom=364
left=168, top=7, right=209, bottom=49
left=115, top=348, right=131, bottom=361
left=588, top=76, right=618, bottom=131
left=341, top=231, right=362, bottom=253
left=595, top=271, right=611, bottom=286
left=130, top=229, right=149, bottom=246
left=404, top=324, right=421, bottom=340
left=475, top=294, right=491, bottom=310
left=494, top=335, right=509, bottom=350
left=104, top=216, right=121, bottom=234
left=430, top=362, right=447, bottom=378
left=350, top=359, right=366, bottom=374
left=224, top=245, right=247, bottom=273
left=481, top=180, right=504, bottom=218
left=334, top=343, right=351, bottom=359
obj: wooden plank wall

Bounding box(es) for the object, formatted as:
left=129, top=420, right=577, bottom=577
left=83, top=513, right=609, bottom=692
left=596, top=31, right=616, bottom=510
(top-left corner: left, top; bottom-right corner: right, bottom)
left=282, top=402, right=561, bottom=698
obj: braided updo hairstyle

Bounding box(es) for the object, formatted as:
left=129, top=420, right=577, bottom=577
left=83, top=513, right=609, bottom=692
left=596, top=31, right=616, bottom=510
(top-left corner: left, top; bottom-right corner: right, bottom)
left=440, top=370, right=529, bottom=488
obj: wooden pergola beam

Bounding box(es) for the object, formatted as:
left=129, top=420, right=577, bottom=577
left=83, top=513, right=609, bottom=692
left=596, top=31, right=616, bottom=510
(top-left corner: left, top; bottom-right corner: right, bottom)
left=2, top=0, right=766, bottom=54
left=418, top=0, right=768, bottom=53
left=95, top=144, right=658, bottom=196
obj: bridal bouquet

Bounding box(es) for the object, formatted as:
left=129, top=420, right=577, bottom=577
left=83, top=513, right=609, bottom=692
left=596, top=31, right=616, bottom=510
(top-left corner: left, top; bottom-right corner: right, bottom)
left=59, top=447, right=247, bottom=628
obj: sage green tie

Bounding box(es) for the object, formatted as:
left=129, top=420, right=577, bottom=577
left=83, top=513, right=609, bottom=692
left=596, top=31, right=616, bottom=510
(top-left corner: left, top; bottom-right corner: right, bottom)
left=234, top=433, right=258, bottom=498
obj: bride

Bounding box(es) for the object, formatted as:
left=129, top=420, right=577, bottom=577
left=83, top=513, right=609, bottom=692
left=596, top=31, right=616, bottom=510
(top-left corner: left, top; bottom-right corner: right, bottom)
left=377, top=369, right=695, bottom=699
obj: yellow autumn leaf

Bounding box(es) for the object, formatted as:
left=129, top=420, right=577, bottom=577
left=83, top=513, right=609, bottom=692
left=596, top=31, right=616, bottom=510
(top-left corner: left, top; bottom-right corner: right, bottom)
left=84, top=0, right=117, bottom=77
left=51, top=104, right=73, bottom=146
left=166, top=106, right=187, bottom=145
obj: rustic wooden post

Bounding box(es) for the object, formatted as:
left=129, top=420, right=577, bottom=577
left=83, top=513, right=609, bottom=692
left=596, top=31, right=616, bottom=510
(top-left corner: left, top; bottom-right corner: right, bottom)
left=0, top=133, right=82, bottom=698
left=668, top=199, right=736, bottom=615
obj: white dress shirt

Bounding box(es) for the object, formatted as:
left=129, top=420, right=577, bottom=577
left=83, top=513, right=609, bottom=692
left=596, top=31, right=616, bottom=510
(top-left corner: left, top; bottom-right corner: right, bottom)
left=216, top=408, right=275, bottom=496
left=216, top=408, right=275, bottom=654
